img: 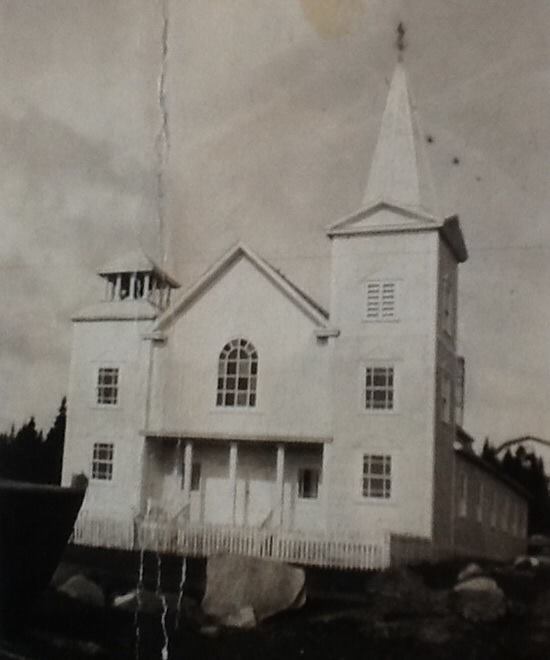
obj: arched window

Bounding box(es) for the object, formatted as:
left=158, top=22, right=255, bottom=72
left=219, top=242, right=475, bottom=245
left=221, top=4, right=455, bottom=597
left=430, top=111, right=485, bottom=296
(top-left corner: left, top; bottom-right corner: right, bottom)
left=217, top=339, right=258, bottom=407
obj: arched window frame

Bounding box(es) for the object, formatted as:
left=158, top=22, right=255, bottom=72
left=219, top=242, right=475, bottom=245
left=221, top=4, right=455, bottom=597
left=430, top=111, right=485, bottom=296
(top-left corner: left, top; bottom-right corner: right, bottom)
left=216, top=338, right=258, bottom=408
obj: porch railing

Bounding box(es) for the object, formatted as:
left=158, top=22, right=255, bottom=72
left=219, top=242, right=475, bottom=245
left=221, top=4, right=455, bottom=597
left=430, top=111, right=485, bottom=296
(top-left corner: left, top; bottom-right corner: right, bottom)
left=70, top=512, right=435, bottom=570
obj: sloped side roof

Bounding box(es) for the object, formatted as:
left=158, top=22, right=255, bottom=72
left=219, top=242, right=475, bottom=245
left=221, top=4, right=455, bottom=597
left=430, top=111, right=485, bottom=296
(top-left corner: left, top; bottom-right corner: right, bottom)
left=98, top=250, right=180, bottom=288
left=155, top=242, right=330, bottom=332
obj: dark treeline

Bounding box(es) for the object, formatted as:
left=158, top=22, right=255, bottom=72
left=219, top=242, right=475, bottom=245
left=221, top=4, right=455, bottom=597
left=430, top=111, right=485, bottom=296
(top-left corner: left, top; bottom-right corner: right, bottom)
left=0, top=398, right=66, bottom=485
left=482, top=439, right=550, bottom=535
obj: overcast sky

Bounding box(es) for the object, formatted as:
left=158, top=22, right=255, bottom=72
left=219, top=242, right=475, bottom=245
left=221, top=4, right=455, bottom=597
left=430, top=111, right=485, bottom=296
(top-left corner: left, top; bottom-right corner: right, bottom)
left=1, top=0, right=549, bottom=446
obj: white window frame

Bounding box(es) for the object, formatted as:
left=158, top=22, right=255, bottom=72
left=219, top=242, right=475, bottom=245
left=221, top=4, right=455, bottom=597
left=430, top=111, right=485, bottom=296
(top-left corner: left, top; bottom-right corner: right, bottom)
left=297, top=467, right=320, bottom=500
left=502, top=496, right=509, bottom=532
left=490, top=489, right=497, bottom=529
left=361, top=454, right=392, bottom=500
left=91, top=442, right=114, bottom=481
left=476, top=482, right=483, bottom=523
left=511, top=501, right=518, bottom=536
left=216, top=338, right=258, bottom=408
left=96, top=366, right=120, bottom=407
left=363, top=364, right=396, bottom=412
left=458, top=472, right=468, bottom=518
left=365, top=280, right=399, bottom=322
left=442, top=272, right=455, bottom=337
left=441, top=370, right=454, bottom=425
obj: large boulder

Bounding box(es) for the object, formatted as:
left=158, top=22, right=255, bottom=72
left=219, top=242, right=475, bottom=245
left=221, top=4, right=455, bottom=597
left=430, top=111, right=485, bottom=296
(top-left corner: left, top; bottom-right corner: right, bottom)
left=201, top=554, right=305, bottom=623
left=452, top=576, right=506, bottom=622
left=58, top=574, right=105, bottom=608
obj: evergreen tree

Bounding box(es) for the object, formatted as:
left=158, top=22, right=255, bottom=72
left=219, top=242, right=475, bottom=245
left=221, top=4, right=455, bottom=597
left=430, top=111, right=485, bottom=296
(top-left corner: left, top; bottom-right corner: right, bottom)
left=43, top=397, right=67, bottom=485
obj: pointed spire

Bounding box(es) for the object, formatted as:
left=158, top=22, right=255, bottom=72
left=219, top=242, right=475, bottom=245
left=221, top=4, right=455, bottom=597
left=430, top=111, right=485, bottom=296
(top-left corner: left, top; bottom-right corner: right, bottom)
left=361, top=63, right=440, bottom=219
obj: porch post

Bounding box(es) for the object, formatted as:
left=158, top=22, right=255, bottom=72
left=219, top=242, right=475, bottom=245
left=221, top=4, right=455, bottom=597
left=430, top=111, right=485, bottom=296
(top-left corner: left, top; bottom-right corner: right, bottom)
left=182, top=440, right=193, bottom=503
left=275, top=444, right=285, bottom=528
left=321, top=443, right=330, bottom=531
left=229, top=442, right=238, bottom=525
left=130, top=273, right=137, bottom=299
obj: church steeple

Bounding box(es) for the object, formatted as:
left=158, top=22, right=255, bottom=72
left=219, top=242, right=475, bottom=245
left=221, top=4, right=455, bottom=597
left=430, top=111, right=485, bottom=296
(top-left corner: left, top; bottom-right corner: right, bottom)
left=361, top=61, right=439, bottom=220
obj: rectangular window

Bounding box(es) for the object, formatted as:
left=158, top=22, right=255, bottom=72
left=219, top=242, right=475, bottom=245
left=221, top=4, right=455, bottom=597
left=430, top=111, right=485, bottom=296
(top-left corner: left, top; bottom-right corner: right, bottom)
left=442, top=273, right=455, bottom=336
left=366, top=280, right=397, bottom=321
left=476, top=483, right=483, bottom=523
left=181, top=462, right=201, bottom=492
left=362, top=454, right=392, bottom=499
left=511, top=501, right=518, bottom=536
left=92, top=442, right=114, bottom=481
left=458, top=472, right=468, bottom=517
left=441, top=371, right=453, bottom=424
left=364, top=366, right=394, bottom=411
left=96, top=367, right=119, bottom=405
left=502, top=496, right=509, bottom=532
left=298, top=468, right=320, bottom=499
left=490, top=490, right=497, bottom=529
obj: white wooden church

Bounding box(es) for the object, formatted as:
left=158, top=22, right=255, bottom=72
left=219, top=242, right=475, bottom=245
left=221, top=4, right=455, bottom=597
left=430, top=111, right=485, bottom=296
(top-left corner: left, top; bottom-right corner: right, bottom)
left=63, top=64, right=527, bottom=568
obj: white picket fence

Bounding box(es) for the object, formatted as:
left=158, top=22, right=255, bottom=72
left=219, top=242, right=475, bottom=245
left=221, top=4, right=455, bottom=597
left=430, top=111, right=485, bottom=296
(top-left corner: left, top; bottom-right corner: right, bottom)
left=71, top=513, right=435, bottom=570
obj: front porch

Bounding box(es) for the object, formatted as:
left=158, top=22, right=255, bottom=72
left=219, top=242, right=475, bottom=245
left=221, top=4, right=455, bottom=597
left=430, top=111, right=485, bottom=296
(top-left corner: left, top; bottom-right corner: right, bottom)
left=141, top=435, right=327, bottom=533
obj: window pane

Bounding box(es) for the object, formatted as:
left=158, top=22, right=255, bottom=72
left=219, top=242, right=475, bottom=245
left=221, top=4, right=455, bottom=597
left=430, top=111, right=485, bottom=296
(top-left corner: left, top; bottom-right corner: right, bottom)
left=236, top=392, right=247, bottom=406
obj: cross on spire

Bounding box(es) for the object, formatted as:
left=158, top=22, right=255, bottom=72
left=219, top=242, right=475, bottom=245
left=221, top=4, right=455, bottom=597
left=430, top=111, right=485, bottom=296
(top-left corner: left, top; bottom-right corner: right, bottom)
left=396, top=22, right=406, bottom=61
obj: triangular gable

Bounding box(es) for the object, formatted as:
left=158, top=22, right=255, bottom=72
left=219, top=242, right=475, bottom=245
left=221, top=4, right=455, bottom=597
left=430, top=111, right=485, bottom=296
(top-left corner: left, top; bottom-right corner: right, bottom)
left=155, top=242, right=330, bottom=332
left=328, top=206, right=468, bottom=263
left=327, top=201, right=440, bottom=237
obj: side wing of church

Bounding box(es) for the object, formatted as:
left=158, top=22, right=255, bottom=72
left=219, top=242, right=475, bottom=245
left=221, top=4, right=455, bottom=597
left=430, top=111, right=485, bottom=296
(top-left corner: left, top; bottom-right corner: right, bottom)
left=62, top=64, right=527, bottom=568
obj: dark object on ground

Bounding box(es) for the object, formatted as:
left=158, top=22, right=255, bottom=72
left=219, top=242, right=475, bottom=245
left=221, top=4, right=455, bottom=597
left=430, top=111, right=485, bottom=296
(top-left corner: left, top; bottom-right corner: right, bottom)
left=366, top=568, right=448, bottom=619
left=0, top=478, right=86, bottom=636
left=202, top=554, right=306, bottom=624
left=59, top=574, right=106, bottom=608
left=452, top=576, right=506, bottom=622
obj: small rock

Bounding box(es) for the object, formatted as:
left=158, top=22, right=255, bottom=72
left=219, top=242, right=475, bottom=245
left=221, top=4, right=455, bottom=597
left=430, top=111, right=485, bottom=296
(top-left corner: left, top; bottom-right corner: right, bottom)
left=454, top=576, right=499, bottom=593
left=58, top=574, right=105, bottom=608
left=514, top=556, right=538, bottom=570
left=200, top=625, right=221, bottom=638
left=221, top=606, right=256, bottom=629
left=457, top=563, right=484, bottom=583
left=112, top=589, right=165, bottom=615
left=418, top=619, right=454, bottom=645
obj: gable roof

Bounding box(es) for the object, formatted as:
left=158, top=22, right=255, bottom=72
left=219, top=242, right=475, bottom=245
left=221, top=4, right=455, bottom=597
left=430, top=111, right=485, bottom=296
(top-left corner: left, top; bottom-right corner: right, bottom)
left=155, top=242, right=330, bottom=331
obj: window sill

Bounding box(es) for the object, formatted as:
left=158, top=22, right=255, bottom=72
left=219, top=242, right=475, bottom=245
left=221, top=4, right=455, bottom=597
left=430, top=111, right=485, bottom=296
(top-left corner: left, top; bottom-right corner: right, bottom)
left=91, top=404, right=121, bottom=411
left=354, top=497, right=396, bottom=507
left=210, top=407, right=264, bottom=416
left=359, top=409, right=399, bottom=416
left=362, top=318, right=400, bottom=324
